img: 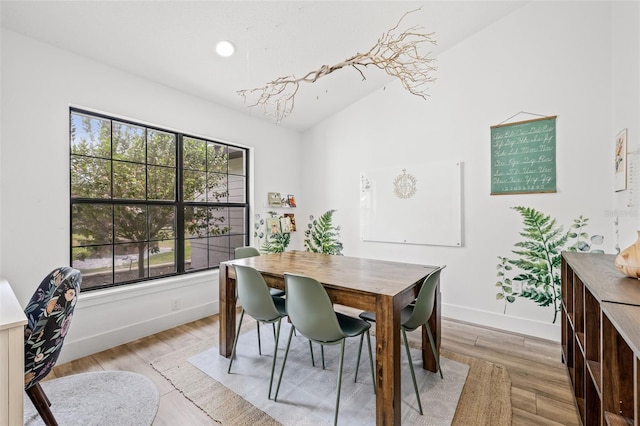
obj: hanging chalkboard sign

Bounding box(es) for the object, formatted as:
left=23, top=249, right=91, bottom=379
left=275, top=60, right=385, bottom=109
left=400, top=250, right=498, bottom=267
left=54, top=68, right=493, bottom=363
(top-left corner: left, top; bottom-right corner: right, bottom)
left=490, top=116, right=557, bottom=195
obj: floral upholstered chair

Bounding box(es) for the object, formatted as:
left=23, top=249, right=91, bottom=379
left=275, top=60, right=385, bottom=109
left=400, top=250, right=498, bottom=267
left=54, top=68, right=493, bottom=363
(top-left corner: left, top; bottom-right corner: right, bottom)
left=24, top=267, right=82, bottom=426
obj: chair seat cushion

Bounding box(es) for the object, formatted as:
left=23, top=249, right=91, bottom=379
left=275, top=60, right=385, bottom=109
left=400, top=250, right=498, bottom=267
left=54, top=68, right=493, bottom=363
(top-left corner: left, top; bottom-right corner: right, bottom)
left=336, top=312, right=370, bottom=338
left=272, top=295, right=287, bottom=317
left=359, top=306, right=414, bottom=326
left=269, top=288, right=285, bottom=297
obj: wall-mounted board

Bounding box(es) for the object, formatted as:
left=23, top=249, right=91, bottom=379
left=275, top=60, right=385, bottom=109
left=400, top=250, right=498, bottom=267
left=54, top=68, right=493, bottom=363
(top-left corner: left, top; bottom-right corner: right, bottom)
left=490, top=116, right=557, bottom=195
left=360, top=161, right=463, bottom=247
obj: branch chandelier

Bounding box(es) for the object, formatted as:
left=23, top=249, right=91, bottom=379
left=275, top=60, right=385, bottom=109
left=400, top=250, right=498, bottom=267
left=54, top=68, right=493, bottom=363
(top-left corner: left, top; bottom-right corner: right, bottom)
left=237, top=9, right=437, bottom=124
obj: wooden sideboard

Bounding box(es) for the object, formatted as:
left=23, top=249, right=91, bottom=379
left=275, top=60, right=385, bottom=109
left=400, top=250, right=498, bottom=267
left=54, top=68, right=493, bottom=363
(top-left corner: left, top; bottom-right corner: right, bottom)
left=0, top=280, right=26, bottom=426
left=561, top=252, right=640, bottom=425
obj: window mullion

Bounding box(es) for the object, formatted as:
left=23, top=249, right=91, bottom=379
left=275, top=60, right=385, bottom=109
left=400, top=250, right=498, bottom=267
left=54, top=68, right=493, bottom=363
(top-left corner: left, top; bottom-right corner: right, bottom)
left=176, top=134, right=185, bottom=273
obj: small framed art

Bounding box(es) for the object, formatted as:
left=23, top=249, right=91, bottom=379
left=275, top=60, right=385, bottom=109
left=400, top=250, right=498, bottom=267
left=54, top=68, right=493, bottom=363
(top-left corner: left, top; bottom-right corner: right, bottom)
left=287, top=194, right=296, bottom=207
left=268, top=192, right=282, bottom=207
left=266, top=217, right=281, bottom=234
left=615, top=128, right=628, bottom=192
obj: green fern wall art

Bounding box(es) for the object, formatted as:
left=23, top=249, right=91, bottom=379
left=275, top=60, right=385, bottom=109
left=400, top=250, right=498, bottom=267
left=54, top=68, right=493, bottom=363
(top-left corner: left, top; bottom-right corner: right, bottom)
left=304, top=209, right=344, bottom=255
left=496, top=206, right=604, bottom=323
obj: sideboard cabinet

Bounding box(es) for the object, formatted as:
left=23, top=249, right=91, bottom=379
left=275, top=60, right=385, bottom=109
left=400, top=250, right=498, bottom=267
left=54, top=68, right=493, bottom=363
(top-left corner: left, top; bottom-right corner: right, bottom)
left=562, top=252, right=640, bottom=425
left=0, top=280, right=27, bottom=426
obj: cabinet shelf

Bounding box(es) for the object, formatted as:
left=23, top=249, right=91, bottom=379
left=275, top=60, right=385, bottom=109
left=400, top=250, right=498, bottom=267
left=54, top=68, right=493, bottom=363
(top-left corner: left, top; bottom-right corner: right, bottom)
left=585, top=360, right=601, bottom=397
left=562, top=253, right=640, bottom=426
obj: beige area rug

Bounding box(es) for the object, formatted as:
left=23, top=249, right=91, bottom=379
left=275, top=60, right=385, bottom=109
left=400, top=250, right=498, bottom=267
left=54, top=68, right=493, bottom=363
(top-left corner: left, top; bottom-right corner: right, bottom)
left=151, top=321, right=511, bottom=425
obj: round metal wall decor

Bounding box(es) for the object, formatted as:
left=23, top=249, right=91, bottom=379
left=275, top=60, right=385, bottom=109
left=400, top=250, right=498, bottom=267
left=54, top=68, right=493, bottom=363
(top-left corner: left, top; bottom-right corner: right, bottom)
left=393, top=169, right=417, bottom=199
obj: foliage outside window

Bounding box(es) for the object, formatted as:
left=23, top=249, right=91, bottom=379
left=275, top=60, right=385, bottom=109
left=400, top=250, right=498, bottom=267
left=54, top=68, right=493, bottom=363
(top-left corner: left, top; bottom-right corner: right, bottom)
left=70, top=109, right=249, bottom=291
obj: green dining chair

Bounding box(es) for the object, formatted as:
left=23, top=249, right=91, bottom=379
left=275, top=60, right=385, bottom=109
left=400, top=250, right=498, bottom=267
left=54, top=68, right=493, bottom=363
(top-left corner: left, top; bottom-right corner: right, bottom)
left=274, top=273, right=375, bottom=426
left=227, top=264, right=286, bottom=399
left=234, top=246, right=285, bottom=355
left=358, top=265, right=445, bottom=415
left=235, top=246, right=285, bottom=297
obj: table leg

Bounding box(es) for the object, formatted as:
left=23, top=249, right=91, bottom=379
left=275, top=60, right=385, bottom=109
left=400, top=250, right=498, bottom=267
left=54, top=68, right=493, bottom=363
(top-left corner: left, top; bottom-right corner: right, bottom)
left=422, top=282, right=440, bottom=371
left=219, top=263, right=236, bottom=357
left=375, top=294, right=402, bottom=425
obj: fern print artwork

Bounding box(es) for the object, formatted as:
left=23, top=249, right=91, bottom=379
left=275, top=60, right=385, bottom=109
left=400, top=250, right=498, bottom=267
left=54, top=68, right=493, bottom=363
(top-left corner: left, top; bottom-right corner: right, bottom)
left=496, top=206, right=604, bottom=323
left=304, top=210, right=344, bottom=255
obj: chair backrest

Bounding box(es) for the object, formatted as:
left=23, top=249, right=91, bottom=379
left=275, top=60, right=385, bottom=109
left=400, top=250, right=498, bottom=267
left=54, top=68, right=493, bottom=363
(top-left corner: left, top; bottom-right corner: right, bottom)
left=24, top=267, right=82, bottom=390
left=402, top=266, right=445, bottom=331
left=284, top=273, right=344, bottom=344
left=235, top=246, right=260, bottom=259
left=234, top=264, right=280, bottom=321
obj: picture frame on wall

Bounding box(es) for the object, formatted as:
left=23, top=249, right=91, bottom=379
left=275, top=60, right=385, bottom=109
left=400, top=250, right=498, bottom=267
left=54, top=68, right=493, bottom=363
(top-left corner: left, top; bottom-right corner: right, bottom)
left=268, top=192, right=282, bottom=207
left=266, top=217, right=281, bottom=234
left=615, top=128, right=628, bottom=192
left=287, top=194, right=296, bottom=207
left=282, top=213, right=296, bottom=232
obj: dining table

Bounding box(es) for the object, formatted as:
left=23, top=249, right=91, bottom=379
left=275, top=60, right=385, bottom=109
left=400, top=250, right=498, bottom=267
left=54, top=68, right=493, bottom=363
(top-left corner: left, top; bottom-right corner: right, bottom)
left=218, top=250, right=442, bottom=425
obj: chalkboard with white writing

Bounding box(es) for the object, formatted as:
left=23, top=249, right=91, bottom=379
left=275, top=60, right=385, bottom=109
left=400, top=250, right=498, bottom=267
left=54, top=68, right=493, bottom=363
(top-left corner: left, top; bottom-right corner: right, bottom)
left=490, top=116, right=557, bottom=195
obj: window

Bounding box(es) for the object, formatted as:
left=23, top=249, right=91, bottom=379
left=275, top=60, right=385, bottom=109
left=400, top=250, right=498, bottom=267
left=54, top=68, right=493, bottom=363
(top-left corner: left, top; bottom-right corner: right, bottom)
left=70, top=109, right=249, bottom=291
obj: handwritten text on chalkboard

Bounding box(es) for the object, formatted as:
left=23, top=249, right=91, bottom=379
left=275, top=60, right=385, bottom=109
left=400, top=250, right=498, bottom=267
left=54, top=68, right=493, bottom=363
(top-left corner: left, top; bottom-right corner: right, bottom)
left=490, top=116, right=557, bottom=194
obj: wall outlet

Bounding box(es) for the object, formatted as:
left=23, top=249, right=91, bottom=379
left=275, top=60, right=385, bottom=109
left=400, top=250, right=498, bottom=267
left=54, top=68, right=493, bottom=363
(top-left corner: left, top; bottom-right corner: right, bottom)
left=171, top=298, right=180, bottom=311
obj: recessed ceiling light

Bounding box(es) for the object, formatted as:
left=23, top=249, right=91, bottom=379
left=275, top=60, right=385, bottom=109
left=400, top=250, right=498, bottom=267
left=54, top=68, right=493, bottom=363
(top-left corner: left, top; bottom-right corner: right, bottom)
left=216, top=40, right=235, bottom=57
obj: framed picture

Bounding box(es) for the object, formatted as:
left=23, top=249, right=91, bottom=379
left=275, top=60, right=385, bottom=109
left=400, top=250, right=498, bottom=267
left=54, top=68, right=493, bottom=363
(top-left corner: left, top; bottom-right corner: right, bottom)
left=280, top=216, right=292, bottom=233
left=287, top=194, right=296, bottom=207
left=268, top=192, right=282, bottom=207
left=266, top=217, right=281, bottom=234
left=284, top=213, right=296, bottom=231
left=615, top=128, right=628, bottom=192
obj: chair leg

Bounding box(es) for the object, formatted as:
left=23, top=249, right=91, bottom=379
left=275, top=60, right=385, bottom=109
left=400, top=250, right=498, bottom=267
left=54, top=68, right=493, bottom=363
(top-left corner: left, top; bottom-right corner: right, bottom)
left=309, top=340, right=315, bottom=367
left=354, top=333, right=364, bottom=381
left=426, top=326, right=444, bottom=379
left=26, top=383, right=58, bottom=426
left=274, top=326, right=296, bottom=402
left=402, top=328, right=423, bottom=415
left=321, top=344, right=325, bottom=370
left=366, top=330, right=376, bottom=394
left=257, top=321, right=262, bottom=355
left=334, top=339, right=346, bottom=426
left=268, top=319, right=282, bottom=400
left=228, top=309, right=246, bottom=373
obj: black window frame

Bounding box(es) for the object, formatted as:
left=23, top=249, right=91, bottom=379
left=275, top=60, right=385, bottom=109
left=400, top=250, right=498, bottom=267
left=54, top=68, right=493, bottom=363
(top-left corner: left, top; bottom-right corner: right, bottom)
left=69, top=108, right=250, bottom=291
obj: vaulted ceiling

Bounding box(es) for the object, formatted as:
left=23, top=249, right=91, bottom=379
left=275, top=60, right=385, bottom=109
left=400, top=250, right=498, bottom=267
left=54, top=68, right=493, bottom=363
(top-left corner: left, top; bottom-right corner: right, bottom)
left=1, top=1, right=527, bottom=131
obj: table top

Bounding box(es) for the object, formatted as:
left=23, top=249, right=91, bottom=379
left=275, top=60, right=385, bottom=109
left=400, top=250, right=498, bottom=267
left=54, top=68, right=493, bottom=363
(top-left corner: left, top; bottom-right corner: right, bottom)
left=223, top=250, right=439, bottom=298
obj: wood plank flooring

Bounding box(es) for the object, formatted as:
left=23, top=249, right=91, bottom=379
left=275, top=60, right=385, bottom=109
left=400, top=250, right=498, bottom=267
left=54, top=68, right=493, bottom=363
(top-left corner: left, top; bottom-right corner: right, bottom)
left=44, top=315, right=580, bottom=425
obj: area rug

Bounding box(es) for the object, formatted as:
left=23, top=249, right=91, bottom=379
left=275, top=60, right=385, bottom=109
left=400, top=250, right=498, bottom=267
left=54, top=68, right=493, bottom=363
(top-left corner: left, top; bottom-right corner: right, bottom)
left=23, top=370, right=159, bottom=426
left=189, top=323, right=466, bottom=425
left=151, top=321, right=512, bottom=425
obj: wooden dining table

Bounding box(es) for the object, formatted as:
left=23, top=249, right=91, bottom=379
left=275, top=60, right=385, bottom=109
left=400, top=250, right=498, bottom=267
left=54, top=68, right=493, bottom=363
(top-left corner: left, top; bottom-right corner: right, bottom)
left=218, top=250, right=442, bottom=425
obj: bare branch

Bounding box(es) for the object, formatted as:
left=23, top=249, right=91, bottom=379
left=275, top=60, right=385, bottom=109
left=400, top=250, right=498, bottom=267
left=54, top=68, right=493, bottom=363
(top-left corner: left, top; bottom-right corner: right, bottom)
left=237, top=8, right=437, bottom=124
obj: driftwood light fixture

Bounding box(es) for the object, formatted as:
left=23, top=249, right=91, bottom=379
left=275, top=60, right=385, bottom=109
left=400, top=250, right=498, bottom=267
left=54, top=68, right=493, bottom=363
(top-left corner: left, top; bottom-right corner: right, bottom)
left=237, top=9, right=437, bottom=124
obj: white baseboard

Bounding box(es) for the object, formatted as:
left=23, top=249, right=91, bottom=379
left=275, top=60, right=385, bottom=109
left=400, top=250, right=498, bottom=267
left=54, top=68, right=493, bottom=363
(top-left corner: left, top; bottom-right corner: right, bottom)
left=442, top=303, right=560, bottom=342
left=59, top=301, right=218, bottom=364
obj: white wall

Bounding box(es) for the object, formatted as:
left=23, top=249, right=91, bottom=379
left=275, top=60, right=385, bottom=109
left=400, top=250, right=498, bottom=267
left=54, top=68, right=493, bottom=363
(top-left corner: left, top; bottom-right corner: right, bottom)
left=302, top=1, right=634, bottom=340
left=0, top=29, right=303, bottom=362
left=611, top=1, right=640, bottom=247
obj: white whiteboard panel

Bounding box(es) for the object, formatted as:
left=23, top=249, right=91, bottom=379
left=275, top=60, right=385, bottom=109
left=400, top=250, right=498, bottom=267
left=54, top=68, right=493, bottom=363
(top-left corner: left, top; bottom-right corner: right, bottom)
left=360, top=161, right=463, bottom=247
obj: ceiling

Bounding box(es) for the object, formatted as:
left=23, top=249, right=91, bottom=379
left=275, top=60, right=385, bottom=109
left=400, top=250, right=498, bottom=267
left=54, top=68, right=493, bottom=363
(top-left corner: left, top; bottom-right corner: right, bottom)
left=1, top=1, right=528, bottom=132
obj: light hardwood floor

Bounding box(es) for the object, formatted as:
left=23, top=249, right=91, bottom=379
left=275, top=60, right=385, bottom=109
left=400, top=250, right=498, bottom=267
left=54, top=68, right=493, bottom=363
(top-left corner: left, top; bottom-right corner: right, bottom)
left=45, top=315, right=580, bottom=425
